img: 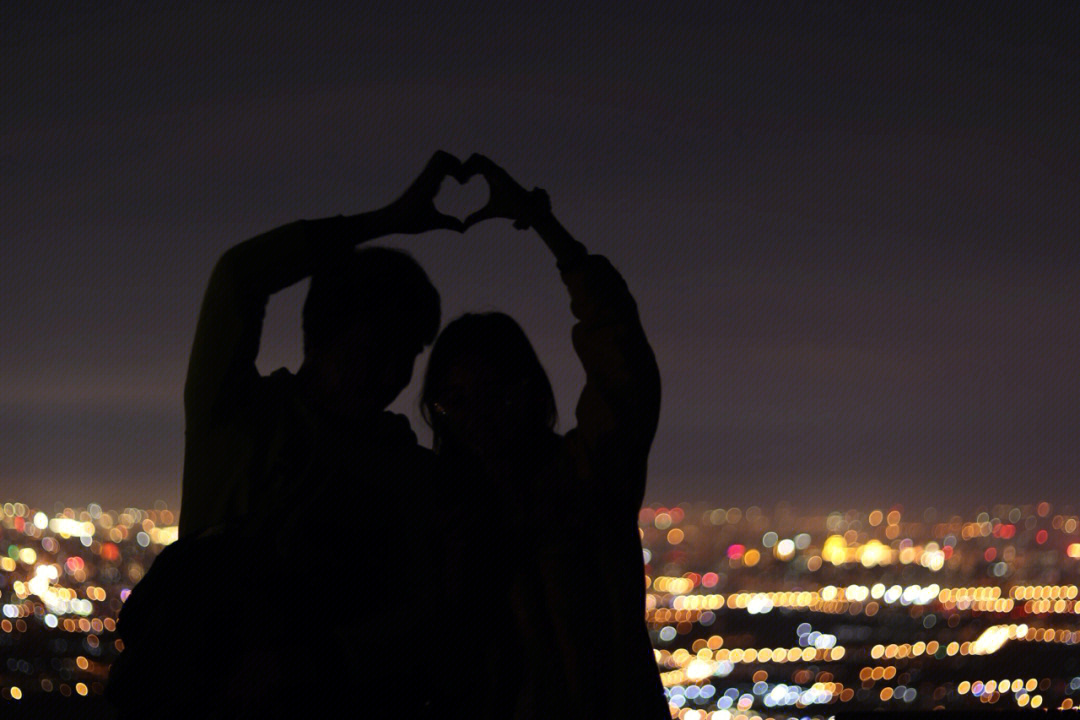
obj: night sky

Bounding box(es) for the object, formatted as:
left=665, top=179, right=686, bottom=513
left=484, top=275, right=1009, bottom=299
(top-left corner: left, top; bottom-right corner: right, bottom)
left=3, top=3, right=1078, bottom=513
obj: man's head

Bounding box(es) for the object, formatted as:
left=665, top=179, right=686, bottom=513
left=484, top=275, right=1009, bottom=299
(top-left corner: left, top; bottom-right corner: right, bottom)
left=302, top=246, right=439, bottom=415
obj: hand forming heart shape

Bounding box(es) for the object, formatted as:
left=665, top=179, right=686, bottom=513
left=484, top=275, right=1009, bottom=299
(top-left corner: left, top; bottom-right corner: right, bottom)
left=393, top=151, right=536, bottom=234
left=433, top=170, right=491, bottom=226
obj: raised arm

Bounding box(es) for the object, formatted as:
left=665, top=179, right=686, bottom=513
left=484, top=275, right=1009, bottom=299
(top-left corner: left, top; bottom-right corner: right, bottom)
left=184, top=151, right=465, bottom=428
left=462, top=155, right=661, bottom=509
left=180, top=151, right=464, bottom=537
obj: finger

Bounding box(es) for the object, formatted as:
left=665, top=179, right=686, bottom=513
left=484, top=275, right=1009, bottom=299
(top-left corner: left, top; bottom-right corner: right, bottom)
left=465, top=154, right=524, bottom=195
left=430, top=150, right=462, bottom=169
left=462, top=207, right=496, bottom=230
left=421, top=151, right=462, bottom=188
left=459, top=155, right=480, bottom=180
left=434, top=212, right=466, bottom=232
left=430, top=151, right=463, bottom=180
left=450, top=155, right=477, bottom=183
left=464, top=153, right=509, bottom=184
left=461, top=153, right=498, bottom=179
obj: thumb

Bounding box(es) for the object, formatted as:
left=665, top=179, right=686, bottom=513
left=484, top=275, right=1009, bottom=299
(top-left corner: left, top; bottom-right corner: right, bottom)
left=463, top=207, right=496, bottom=230
left=435, top=213, right=466, bottom=233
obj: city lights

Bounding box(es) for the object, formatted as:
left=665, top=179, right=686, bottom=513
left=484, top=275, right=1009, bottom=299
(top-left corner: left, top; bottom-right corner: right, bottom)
left=1, top=498, right=1079, bottom=715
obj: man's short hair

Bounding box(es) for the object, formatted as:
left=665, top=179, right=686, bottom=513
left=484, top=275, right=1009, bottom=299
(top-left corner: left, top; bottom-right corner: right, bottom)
left=302, top=246, right=440, bottom=357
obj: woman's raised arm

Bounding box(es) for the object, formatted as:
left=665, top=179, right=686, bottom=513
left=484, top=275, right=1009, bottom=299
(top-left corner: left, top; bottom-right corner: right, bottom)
left=461, top=154, right=661, bottom=510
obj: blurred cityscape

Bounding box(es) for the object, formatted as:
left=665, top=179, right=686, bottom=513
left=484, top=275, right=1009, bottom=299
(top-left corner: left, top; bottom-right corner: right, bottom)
left=2, top=499, right=1080, bottom=717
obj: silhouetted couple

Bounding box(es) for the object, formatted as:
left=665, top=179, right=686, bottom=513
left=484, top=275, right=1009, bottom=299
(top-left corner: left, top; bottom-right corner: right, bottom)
left=108, top=152, right=668, bottom=718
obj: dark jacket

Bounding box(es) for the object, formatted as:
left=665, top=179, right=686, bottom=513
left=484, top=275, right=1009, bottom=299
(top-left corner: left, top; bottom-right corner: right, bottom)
left=110, top=221, right=443, bottom=716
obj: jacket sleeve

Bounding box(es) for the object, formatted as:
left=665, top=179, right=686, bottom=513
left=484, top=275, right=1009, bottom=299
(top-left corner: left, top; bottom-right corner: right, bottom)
left=179, top=219, right=347, bottom=537
left=561, top=254, right=661, bottom=513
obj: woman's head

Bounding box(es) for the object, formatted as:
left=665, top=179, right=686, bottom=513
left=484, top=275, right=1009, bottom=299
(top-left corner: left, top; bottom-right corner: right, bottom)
left=421, top=312, right=557, bottom=456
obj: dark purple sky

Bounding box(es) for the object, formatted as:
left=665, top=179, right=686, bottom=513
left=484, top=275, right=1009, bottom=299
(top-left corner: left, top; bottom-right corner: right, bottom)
left=3, top=2, right=1078, bottom=513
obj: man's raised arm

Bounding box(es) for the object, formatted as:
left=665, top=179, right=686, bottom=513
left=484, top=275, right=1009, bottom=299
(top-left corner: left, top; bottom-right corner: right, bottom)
left=179, top=151, right=465, bottom=537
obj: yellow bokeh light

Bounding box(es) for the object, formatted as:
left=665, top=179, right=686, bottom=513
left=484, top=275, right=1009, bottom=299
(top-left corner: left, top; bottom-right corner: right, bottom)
left=685, top=659, right=712, bottom=681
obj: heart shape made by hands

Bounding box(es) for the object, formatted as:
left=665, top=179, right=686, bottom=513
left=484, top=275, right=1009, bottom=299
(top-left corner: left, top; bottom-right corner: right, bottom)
left=434, top=172, right=490, bottom=224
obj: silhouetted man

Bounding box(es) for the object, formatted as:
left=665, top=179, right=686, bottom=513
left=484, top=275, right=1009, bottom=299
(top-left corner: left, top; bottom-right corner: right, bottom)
left=109, top=152, right=465, bottom=717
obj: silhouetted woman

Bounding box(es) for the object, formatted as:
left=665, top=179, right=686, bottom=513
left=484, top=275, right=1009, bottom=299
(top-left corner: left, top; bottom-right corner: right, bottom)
left=422, top=155, right=668, bottom=718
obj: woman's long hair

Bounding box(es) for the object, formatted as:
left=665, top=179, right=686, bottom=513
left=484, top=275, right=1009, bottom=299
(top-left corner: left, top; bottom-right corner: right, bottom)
left=421, top=312, right=557, bottom=454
